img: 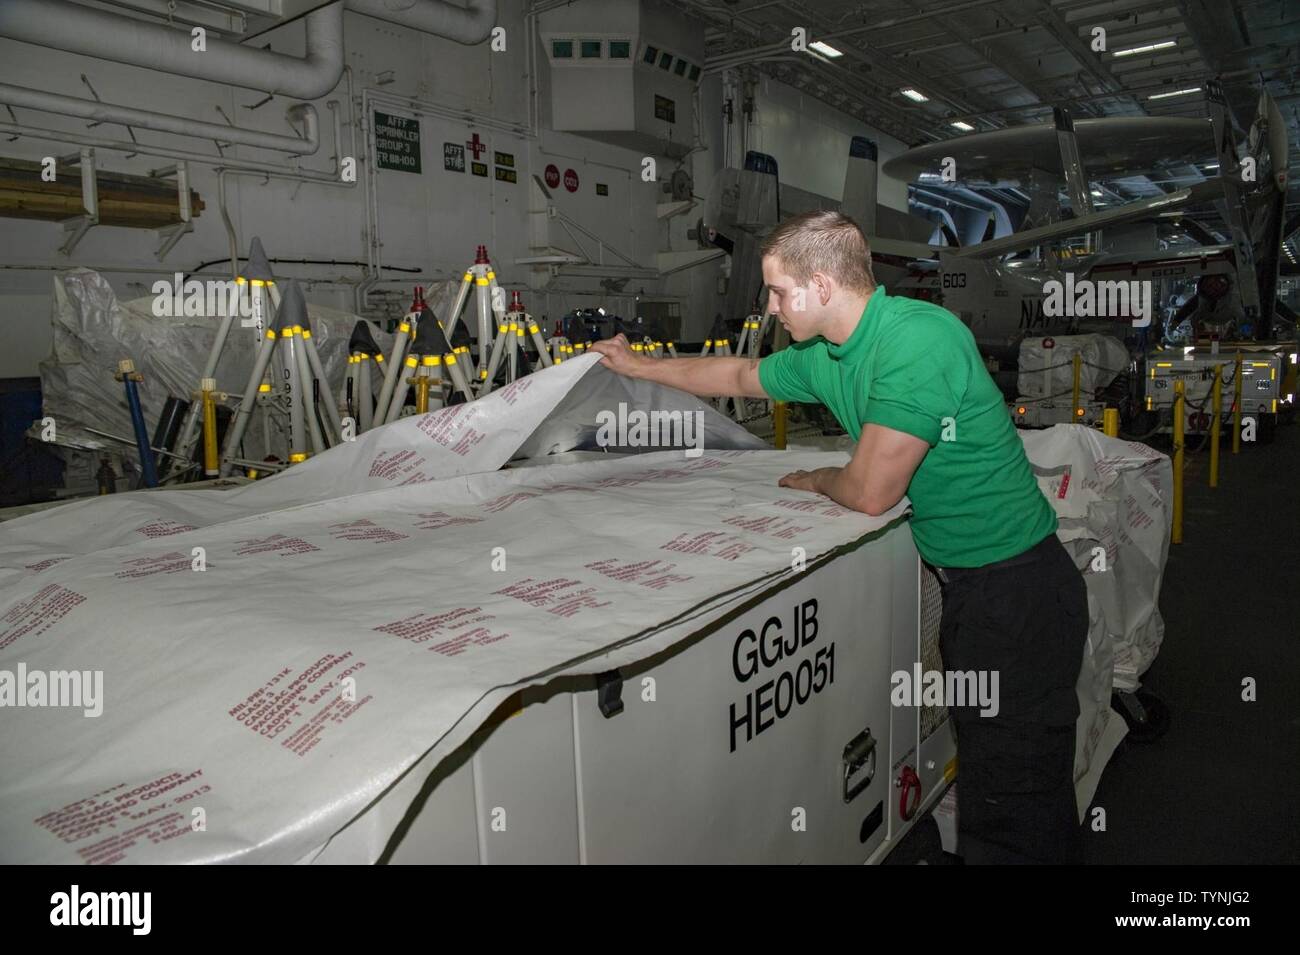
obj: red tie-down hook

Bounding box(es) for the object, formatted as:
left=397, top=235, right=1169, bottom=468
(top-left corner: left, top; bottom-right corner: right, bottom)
left=410, top=286, right=426, bottom=314
left=897, top=765, right=923, bottom=821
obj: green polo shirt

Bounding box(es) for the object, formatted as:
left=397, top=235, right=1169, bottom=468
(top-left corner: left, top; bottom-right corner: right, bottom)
left=758, top=286, right=1057, bottom=568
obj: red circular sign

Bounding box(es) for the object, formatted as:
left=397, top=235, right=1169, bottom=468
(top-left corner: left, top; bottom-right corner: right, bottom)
left=544, top=164, right=560, bottom=189
left=563, top=168, right=579, bottom=192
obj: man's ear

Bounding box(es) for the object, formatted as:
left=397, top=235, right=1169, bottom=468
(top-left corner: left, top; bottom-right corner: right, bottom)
left=813, top=271, right=833, bottom=306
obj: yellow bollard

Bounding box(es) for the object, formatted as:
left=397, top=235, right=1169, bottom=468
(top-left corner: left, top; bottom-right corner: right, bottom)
left=1103, top=408, right=1119, bottom=437
left=1172, top=380, right=1184, bottom=544
left=201, top=377, right=219, bottom=479
left=1072, top=352, right=1083, bottom=419
left=774, top=400, right=787, bottom=450
left=1232, top=351, right=1242, bottom=454
left=1209, top=364, right=1222, bottom=488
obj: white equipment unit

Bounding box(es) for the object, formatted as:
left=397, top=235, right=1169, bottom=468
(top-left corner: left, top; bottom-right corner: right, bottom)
left=315, top=520, right=957, bottom=864
left=1, top=354, right=960, bottom=865
left=1011, top=399, right=1106, bottom=428
left=1145, top=347, right=1289, bottom=433
left=1012, top=334, right=1127, bottom=429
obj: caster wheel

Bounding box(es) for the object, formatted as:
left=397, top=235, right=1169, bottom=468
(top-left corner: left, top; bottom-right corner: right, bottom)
left=884, top=815, right=952, bottom=865
left=1112, top=689, right=1170, bottom=743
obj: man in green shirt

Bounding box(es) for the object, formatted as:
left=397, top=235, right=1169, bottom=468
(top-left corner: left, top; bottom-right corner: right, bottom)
left=592, top=210, right=1088, bottom=865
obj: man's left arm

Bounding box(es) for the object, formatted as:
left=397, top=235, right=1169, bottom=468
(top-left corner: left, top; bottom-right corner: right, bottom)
left=778, top=311, right=969, bottom=515
left=778, top=424, right=929, bottom=516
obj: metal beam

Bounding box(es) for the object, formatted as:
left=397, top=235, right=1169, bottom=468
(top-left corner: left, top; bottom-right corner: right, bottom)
left=933, top=20, right=1075, bottom=117
left=702, top=0, right=1016, bottom=67
left=940, top=58, right=1297, bottom=122
left=772, top=0, right=1006, bottom=124
left=684, top=0, right=936, bottom=142
left=1057, top=0, right=1187, bottom=21
left=770, top=59, right=933, bottom=143
left=1112, top=53, right=1204, bottom=78
left=881, top=22, right=1048, bottom=57
left=1034, top=0, right=1139, bottom=113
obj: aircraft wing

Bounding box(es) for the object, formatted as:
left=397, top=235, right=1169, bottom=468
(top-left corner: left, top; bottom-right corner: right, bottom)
left=869, top=236, right=944, bottom=261
left=948, top=180, right=1222, bottom=260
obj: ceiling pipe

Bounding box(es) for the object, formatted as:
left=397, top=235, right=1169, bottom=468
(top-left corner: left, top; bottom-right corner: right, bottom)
left=0, top=0, right=345, bottom=100
left=0, top=116, right=337, bottom=180
left=345, top=0, right=497, bottom=44
left=0, top=82, right=319, bottom=155
left=0, top=0, right=500, bottom=106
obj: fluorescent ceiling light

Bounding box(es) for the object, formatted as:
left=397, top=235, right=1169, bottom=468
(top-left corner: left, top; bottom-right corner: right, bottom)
left=1204, top=162, right=1219, bottom=169
left=950, top=121, right=974, bottom=132
left=1148, top=87, right=1201, bottom=100
left=1090, top=189, right=1104, bottom=197
left=900, top=88, right=928, bottom=102
left=809, top=41, right=842, bottom=57
left=1113, top=40, right=1176, bottom=57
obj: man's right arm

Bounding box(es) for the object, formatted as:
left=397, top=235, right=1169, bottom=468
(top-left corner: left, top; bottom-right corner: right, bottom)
left=589, top=335, right=768, bottom=398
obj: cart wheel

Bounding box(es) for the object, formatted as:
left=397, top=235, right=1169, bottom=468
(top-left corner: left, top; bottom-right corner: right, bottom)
left=883, top=815, right=952, bottom=865
left=1112, top=689, right=1170, bottom=743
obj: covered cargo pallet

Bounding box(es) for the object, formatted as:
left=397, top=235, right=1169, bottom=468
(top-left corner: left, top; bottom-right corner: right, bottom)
left=0, top=353, right=1168, bottom=863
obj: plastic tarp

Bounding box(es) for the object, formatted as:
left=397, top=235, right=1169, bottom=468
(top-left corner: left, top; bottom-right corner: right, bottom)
left=31, top=269, right=460, bottom=481
left=1022, top=425, right=1172, bottom=813
left=791, top=425, right=1172, bottom=819
left=3, top=335, right=1170, bottom=859
left=1017, top=333, right=1130, bottom=400
left=5, top=353, right=914, bottom=864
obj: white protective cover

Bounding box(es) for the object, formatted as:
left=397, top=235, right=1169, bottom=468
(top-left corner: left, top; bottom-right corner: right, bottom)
left=795, top=425, right=1170, bottom=818
left=1017, top=334, right=1130, bottom=399
left=32, top=269, right=457, bottom=465
left=2, top=352, right=908, bottom=864
left=1022, top=426, right=1172, bottom=812
left=1, top=345, right=1169, bottom=860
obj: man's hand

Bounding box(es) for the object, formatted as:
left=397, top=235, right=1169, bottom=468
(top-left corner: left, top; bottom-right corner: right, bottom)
left=778, top=468, right=834, bottom=493
left=589, top=334, right=645, bottom=377
left=776, top=424, right=930, bottom=516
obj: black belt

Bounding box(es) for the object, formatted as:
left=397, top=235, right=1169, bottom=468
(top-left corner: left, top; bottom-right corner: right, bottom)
left=929, top=533, right=1057, bottom=585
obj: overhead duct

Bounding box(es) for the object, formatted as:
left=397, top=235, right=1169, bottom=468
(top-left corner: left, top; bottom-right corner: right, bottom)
left=0, top=83, right=319, bottom=156
left=0, top=0, right=345, bottom=100
left=345, top=0, right=497, bottom=44
left=0, top=1, right=497, bottom=105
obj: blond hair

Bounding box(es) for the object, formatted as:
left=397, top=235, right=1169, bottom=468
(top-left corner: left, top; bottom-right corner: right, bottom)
left=759, top=210, right=876, bottom=293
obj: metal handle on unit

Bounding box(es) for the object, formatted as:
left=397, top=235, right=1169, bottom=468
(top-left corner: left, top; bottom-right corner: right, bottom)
left=841, top=728, right=877, bottom=803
